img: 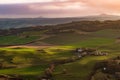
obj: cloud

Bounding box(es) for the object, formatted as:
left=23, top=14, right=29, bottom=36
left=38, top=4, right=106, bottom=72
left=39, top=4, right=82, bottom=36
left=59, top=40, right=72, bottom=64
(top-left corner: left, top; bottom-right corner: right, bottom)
left=28, top=1, right=87, bottom=10
left=73, top=0, right=120, bottom=12
left=0, top=0, right=55, bottom=4
left=0, top=0, right=120, bottom=18
left=0, top=1, right=89, bottom=17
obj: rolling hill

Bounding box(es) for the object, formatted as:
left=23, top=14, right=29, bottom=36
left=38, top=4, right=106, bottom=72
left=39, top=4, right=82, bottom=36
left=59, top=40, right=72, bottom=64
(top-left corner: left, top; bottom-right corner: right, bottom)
left=0, top=20, right=119, bottom=80
left=0, top=14, right=120, bottom=29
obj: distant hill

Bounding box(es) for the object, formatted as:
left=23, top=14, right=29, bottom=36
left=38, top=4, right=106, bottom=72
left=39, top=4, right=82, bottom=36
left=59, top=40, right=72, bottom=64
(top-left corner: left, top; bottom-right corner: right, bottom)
left=83, top=14, right=120, bottom=21
left=1, top=20, right=120, bottom=36
left=0, top=14, right=120, bottom=29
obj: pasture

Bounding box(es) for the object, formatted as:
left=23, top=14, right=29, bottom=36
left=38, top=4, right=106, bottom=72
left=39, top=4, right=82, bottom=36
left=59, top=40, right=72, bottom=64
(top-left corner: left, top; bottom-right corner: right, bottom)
left=0, top=29, right=119, bottom=80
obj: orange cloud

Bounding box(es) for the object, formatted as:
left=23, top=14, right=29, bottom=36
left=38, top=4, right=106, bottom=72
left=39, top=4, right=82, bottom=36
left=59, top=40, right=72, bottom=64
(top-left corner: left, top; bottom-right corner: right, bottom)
left=1, top=0, right=120, bottom=18
left=69, top=0, right=120, bottom=11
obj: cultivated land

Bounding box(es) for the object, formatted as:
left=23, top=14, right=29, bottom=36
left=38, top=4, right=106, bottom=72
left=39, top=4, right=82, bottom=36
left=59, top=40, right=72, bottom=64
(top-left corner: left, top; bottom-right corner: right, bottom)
left=0, top=21, right=120, bottom=80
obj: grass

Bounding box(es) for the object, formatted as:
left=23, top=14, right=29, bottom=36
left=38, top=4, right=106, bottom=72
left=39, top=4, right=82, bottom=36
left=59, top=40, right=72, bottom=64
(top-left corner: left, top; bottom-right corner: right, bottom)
left=91, top=29, right=120, bottom=38
left=0, top=47, right=76, bottom=79
left=0, top=47, right=36, bottom=52
left=0, top=65, right=47, bottom=80
left=54, top=52, right=119, bottom=80
left=0, top=29, right=119, bottom=80
left=42, top=32, right=91, bottom=45
left=0, top=49, right=118, bottom=80
left=70, top=38, right=115, bottom=48
left=21, top=30, right=47, bottom=36
left=0, top=65, right=46, bottom=75
left=0, top=35, right=39, bottom=45
left=0, top=44, right=118, bottom=80
left=42, top=29, right=118, bottom=46
left=91, top=70, right=115, bottom=80
left=41, top=29, right=120, bottom=80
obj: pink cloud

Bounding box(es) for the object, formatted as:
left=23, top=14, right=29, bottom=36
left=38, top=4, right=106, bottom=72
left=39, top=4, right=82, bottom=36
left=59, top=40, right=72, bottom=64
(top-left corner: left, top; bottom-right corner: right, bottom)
left=69, top=0, right=120, bottom=11
left=1, top=0, right=120, bottom=18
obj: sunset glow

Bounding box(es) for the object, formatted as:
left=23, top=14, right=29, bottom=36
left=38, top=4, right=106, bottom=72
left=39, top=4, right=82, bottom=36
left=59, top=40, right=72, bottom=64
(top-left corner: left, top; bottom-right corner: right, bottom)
left=0, top=0, right=120, bottom=18
left=0, top=0, right=54, bottom=4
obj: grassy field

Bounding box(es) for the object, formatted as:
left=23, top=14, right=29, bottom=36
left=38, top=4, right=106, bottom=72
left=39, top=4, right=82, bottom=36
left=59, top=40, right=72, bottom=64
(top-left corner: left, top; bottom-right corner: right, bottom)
left=0, top=29, right=119, bottom=80
left=0, top=46, right=118, bottom=80
left=42, top=29, right=119, bottom=45
left=0, top=35, right=39, bottom=45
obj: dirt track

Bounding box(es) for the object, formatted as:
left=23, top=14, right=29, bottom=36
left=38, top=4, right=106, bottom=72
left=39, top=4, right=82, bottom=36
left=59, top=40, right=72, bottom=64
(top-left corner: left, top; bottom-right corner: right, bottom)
left=2, top=45, right=55, bottom=49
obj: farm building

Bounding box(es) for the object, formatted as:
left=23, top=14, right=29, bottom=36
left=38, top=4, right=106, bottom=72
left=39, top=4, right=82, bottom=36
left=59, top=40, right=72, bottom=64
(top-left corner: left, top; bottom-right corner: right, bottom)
left=75, top=48, right=108, bottom=57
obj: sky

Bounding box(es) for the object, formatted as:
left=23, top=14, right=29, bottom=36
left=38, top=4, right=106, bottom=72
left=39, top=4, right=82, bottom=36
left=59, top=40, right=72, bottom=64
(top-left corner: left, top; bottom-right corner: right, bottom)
left=0, top=0, right=120, bottom=18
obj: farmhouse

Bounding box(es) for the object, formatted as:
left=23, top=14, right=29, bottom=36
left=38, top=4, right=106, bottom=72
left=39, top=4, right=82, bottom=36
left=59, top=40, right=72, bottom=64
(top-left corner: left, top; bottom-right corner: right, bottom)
left=94, top=50, right=108, bottom=56
left=75, top=48, right=108, bottom=57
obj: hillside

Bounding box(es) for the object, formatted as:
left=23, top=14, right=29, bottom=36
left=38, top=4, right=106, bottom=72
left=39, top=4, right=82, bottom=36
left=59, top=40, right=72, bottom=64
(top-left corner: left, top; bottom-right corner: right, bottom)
left=1, top=20, right=120, bottom=36
left=0, top=14, right=120, bottom=29
left=0, top=20, right=119, bottom=80
left=1, top=20, right=120, bottom=46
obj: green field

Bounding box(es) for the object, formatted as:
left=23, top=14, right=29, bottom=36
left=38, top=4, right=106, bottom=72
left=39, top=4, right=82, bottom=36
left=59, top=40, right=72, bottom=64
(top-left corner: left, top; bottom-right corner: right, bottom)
left=42, top=29, right=120, bottom=45
left=0, top=29, right=119, bottom=80
left=0, top=35, right=39, bottom=45
left=0, top=46, right=119, bottom=80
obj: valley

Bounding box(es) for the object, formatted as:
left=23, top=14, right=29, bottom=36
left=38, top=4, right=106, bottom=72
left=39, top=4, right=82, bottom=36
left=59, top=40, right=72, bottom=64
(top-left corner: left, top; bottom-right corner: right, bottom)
left=0, top=21, right=119, bottom=80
